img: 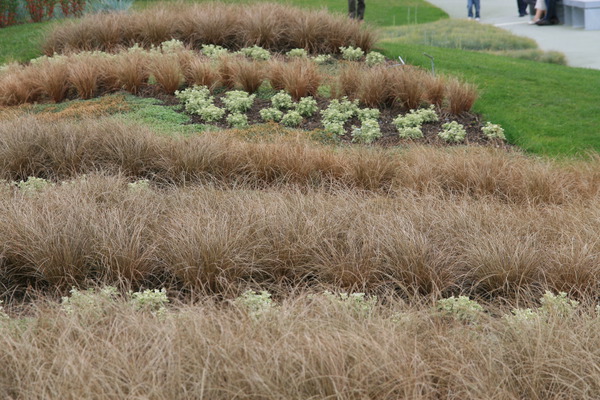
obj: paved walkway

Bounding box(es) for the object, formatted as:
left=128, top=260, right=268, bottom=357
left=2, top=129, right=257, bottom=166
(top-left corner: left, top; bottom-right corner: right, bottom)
left=426, top=0, right=600, bottom=69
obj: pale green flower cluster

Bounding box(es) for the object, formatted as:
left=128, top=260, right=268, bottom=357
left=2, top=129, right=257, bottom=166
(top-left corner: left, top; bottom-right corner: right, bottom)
left=286, top=48, right=308, bottom=58
left=357, top=107, right=380, bottom=122
left=271, top=90, right=294, bottom=110
left=539, top=291, right=579, bottom=317
left=175, top=85, right=225, bottom=122
left=339, top=46, right=364, bottom=61
left=351, top=119, right=381, bottom=144
left=481, top=121, right=506, bottom=140
left=436, top=295, right=483, bottom=322
left=393, top=105, right=438, bottom=139
left=234, top=290, right=275, bottom=318
left=281, top=110, right=303, bottom=127
left=365, top=51, right=386, bottom=67
left=17, top=177, right=52, bottom=194
left=128, top=179, right=150, bottom=191
left=259, top=107, right=284, bottom=122
left=504, top=291, right=579, bottom=326
left=295, top=96, right=318, bottom=117
left=158, top=39, right=186, bottom=54
left=222, top=90, right=256, bottom=113
left=201, top=44, right=229, bottom=58
left=0, top=301, right=9, bottom=321
left=61, top=286, right=119, bottom=315
left=238, top=45, right=271, bottom=61
left=439, top=121, right=467, bottom=143
left=130, top=288, right=169, bottom=317
left=321, top=291, right=378, bottom=315
left=227, top=113, right=249, bottom=128
left=313, top=54, right=333, bottom=65
left=320, top=97, right=360, bottom=135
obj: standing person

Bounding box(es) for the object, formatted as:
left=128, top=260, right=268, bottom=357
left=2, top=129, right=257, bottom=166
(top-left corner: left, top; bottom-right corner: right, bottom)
left=517, top=0, right=529, bottom=16
left=467, top=0, right=480, bottom=20
left=535, top=0, right=558, bottom=24
left=348, top=0, right=365, bottom=20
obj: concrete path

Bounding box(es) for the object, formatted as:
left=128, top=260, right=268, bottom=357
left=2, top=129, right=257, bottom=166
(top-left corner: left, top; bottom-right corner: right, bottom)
left=425, top=0, right=600, bottom=69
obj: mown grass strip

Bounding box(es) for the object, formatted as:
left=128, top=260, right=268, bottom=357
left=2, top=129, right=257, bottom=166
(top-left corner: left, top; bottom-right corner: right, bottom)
left=378, top=42, right=600, bottom=156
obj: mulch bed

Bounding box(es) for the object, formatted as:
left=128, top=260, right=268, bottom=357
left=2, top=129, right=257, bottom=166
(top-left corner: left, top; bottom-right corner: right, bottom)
left=140, top=87, right=513, bottom=150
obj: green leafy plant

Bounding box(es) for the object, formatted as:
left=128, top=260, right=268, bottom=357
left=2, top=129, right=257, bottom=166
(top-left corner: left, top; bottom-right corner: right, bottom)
left=357, top=107, right=380, bottom=122
left=365, top=51, right=386, bottom=67
left=280, top=110, right=303, bottom=127
left=271, top=90, right=294, bottom=110
left=129, top=288, right=169, bottom=317
left=222, top=90, right=255, bottom=113
left=313, top=54, right=333, bottom=65
left=352, top=119, right=381, bottom=144
left=259, top=107, right=283, bottom=122
left=201, top=44, right=228, bottom=59
left=481, top=121, right=506, bottom=140
left=234, top=290, right=275, bottom=318
left=397, top=126, right=423, bottom=139
left=61, top=286, right=118, bottom=316
left=439, top=121, right=467, bottom=143
left=294, top=96, right=318, bottom=117
left=0, top=300, right=9, bottom=321
left=227, top=113, right=249, bottom=128
left=286, top=48, right=308, bottom=58
left=238, top=45, right=271, bottom=61
left=321, top=291, right=378, bottom=316
left=539, top=291, right=579, bottom=317
left=127, top=179, right=150, bottom=191
left=175, top=85, right=225, bottom=122
left=340, top=46, right=364, bottom=61
left=436, top=295, right=483, bottom=322
left=17, top=176, right=52, bottom=194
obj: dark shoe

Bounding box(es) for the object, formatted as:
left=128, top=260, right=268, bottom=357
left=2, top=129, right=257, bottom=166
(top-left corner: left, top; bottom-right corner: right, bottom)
left=519, top=13, right=527, bottom=17
left=535, top=19, right=553, bottom=25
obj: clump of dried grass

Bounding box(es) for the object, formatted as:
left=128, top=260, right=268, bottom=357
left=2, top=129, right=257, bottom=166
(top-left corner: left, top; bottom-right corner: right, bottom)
left=42, top=2, right=377, bottom=55
left=233, top=58, right=266, bottom=93
left=149, top=54, right=183, bottom=95
left=446, top=77, right=479, bottom=114
left=268, top=58, right=321, bottom=100
left=2, top=291, right=600, bottom=399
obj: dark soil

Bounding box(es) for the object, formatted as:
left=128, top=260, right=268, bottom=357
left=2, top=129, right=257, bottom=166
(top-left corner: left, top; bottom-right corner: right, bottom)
left=140, top=87, right=513, bottom=150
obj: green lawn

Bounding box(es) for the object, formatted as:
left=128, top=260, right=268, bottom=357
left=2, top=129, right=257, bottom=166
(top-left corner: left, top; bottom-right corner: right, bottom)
left=0, top=20, right=57, bottom=64
left=379, top=42, right=600, bottom=157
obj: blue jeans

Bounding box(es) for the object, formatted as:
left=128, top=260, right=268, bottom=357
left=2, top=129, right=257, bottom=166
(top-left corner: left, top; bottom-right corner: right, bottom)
left=467, top=0, right=480, bottom=18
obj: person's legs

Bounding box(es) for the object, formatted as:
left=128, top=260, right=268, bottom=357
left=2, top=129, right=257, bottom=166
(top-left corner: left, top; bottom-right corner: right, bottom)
left=356, top=0, right=365, bottom=20
left=473, top=0, right=480, bottom=18
left=467, top=0, right=474, bottom=18
left=517, top=0, right=528, bottom=16
left=348, top=0, right=357, bottom=18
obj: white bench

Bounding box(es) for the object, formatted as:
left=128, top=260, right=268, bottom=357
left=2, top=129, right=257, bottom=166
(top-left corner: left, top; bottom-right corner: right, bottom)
left=563, top=0, right=600, bottom=29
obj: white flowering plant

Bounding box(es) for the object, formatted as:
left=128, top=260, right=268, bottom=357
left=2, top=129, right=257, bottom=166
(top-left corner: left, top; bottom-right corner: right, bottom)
left=365, top=51, right=386, bottom=67
left=313, top=54, right=333, bottom=65
left=61, top=286, right=119, bottom=316
left=439, top=121, right=467, bottom=143
left=175, top=85, right=226, bottom=122
left=397, top=126, right=424, bottom=139
left=436, top=295, right=483, bottom=322
left=286, top=48, right=308, bottom=58
left=227, top=113, right=249, bottom=128
left=17, top=177, right=52, bottom=194
left=201, top=44, right=228, bottom=58
left=223, top=90, right=256, bottom=113
left=352, top=119, right=381, bottom=144
left=238, top=45, right=271, bottom=61
left=321, top=291, right=378, bottom=316
left=339, top=46, right=364, bottom=61
left=281, top=110, right=303, bottom=127
left=0, top=301, right=9, bottom=321
left=481, top=122, right=506, bottom=140
left=159, top=39, right=186, bottom=54
left=129, top=288, right=169, bottom=317
left=128, top=179, right=150, bottom=191
left=271, top=90, right=294, bottom=110
left=234, top=290, right=275, bottom=318
left=357, top=107, right=380, bottom=122
left=294, top=96, right=318, bottom=117
left=259, top=107, right=284, bottom=122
